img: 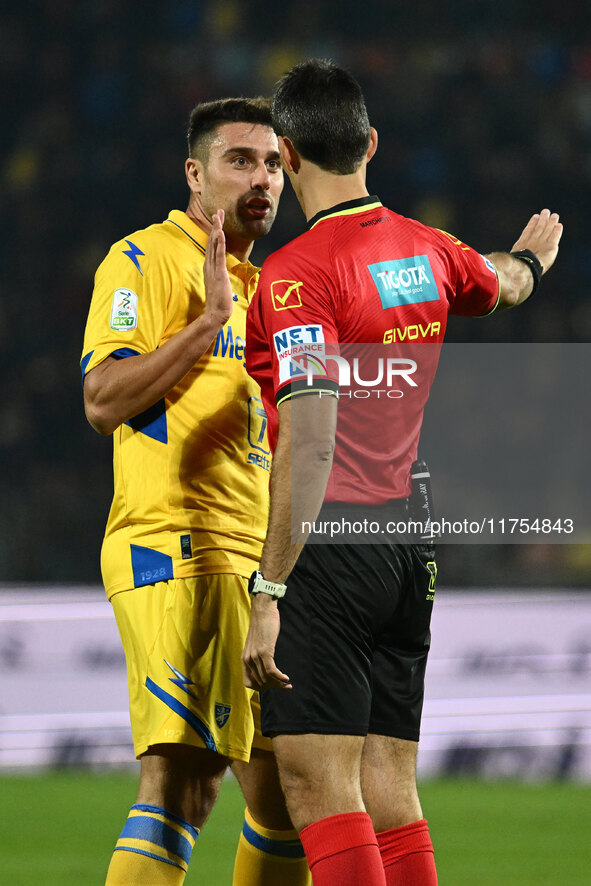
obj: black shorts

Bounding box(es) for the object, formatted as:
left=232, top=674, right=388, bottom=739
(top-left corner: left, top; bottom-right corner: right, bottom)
left=260, top=541, right=436, bottom=742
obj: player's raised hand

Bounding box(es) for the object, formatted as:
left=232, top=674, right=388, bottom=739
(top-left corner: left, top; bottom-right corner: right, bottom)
left=511, top=208, right=563, bottom=274
left=242, top=596, right=292, bottom=691
left=203, top=209, right=234, bottom=324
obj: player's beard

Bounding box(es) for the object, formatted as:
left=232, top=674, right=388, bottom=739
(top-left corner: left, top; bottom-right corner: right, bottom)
left=226, top=192, right=277, bottom=242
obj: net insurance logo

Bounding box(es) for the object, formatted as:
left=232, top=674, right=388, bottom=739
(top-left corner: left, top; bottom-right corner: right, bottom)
left=273, top=325, right=418, bottom=398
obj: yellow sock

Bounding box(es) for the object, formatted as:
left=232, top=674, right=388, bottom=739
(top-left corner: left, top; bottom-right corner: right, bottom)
left=232, top=807, right=311, bottom=886
left=105, top=804, right=198, bottom=885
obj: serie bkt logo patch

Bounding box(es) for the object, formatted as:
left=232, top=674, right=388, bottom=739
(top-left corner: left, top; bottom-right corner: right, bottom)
left=271, top=280, right=303, bottom=311
left=110, top=288, right=138, bottom=330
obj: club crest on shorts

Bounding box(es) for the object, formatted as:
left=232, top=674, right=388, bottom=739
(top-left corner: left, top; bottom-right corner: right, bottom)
left=215, top=702, right=231, bottom=728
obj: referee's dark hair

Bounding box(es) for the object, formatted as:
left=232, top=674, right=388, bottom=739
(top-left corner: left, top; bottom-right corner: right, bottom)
left=272, top=59, right=371, bottom=175
left=187, top=97, right=273, bottom=162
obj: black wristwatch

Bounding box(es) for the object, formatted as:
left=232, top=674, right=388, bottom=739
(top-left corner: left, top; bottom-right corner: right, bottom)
left=248, top=570, right=287, bottom=599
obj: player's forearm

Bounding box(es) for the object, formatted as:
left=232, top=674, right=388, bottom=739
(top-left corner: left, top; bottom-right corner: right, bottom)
left=260, top=400, right=335, bottom=583
left=84, top=310, right=226, bottom=435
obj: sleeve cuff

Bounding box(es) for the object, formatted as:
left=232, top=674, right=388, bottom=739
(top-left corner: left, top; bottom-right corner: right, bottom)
left=275, top=378, right=340, bottom=407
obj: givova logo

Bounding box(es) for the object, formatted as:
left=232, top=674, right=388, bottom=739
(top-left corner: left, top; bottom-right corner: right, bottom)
left=368, top=256, right=439, bottom=309
left=273, top=324, right=326, bottom=384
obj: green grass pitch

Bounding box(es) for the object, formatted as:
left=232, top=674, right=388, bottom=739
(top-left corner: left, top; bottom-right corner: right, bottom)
left=0, top=772, right=589, bottom=884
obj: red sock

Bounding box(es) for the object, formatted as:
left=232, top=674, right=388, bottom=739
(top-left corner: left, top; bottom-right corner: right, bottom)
left=376, top=818, right=437, bottom=885
left=300, top=811, right=387, bottom=886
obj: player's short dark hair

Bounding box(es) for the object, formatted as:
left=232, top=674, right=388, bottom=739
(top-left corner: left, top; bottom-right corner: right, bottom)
left=187, top=97, right=273, bottom=162
left=272, top=59, right=371, bottom=175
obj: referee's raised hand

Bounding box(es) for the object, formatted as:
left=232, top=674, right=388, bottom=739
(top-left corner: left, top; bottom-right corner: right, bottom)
left=511, top=207, right=563, bottom=273
left=487, top=208, right=564, bottom=308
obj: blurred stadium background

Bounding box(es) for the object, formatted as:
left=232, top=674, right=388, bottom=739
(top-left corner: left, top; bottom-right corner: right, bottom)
left=1, top=1, right=590, bottom=883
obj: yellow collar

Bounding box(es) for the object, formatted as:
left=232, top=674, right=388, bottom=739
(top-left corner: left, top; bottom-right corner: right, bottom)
left=166, top=210, right=259, bottom=282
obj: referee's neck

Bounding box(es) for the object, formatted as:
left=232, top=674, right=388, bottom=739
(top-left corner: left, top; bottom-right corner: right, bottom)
left=289, top=161, right=369, bottom=223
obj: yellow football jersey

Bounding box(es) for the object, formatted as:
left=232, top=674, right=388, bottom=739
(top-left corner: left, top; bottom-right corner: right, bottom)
left=81, top=210, right=271, bottom=598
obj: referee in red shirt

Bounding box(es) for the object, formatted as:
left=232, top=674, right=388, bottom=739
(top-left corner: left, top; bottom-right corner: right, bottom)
left=205, top=59, right=562, bottom=886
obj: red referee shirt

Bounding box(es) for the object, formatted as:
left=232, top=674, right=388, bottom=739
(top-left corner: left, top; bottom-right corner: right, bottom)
left=246, top=195, right=499, bottom=504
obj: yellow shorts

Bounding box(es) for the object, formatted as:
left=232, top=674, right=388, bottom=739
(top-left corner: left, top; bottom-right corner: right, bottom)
left=111, top=574, right=272, bottom=762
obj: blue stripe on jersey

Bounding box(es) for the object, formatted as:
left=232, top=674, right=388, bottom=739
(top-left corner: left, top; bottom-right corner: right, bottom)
left=122, top=239, right=145, bottom=275
left=130, top=545, right=174, bottom=587
left=80, top=346, right=139, bottom=383
left=112, top=347, right=141, bottom=359
left=120, top=815, right=194, bottom=865
left=241, top=820, right=306, bottom=858
left=109, top=348, right=168, bottom=442
left=145, top=677, right=218, bottom=752
left=125, top=398, right=168, bottom=443
left=80, top=350, right=94, bottom=381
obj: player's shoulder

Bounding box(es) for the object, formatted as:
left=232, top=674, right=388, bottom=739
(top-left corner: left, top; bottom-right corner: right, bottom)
left=378, top=206, right=441, bottom=240
left=382, top=209, right=469, bottom=259
left=107, top=214, right=181, bottom=258
left=273, top=225, right=319, bottom=258
left=101, top=212, right=198, bottom=277
left=391, top=210, right=466, bottom=250
left=261, top=227, right=322, bottom=276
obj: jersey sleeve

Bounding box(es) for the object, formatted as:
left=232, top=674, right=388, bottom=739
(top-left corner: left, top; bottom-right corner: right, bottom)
left=80, top=234, right=174, bottom=379
left=434, top=229, right=500, bottom=317
left=248, top=248, right=342, bottom=407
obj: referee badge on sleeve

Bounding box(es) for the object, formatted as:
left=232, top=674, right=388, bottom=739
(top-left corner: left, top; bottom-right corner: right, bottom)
left=271, top=280, right=303, bottom=311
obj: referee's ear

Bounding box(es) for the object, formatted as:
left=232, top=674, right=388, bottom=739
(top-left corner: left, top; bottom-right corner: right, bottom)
left=366, top=127, right=378, bottom=164
left=278, top=136, right=300, bottom=174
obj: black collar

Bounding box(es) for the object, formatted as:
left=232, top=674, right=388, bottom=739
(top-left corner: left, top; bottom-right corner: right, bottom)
left=307, top=195, right=382, bottom=230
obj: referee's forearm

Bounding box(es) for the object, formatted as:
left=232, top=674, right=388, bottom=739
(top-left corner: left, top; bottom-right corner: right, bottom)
left=261, top=419, right=334, bottom=583
left=486, top=252, right=535, bottom=310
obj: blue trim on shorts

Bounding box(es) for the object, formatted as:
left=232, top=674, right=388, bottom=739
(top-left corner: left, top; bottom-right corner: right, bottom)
left=242, top=820, right=306, bottom=858
left=145, top=676, right=217, bottom=752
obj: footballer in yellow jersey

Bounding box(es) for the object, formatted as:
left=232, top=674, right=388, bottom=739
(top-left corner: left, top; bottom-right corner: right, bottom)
left=82, top=99, right=311, bottom=886
left=82, top=209, right=270, bottom=598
